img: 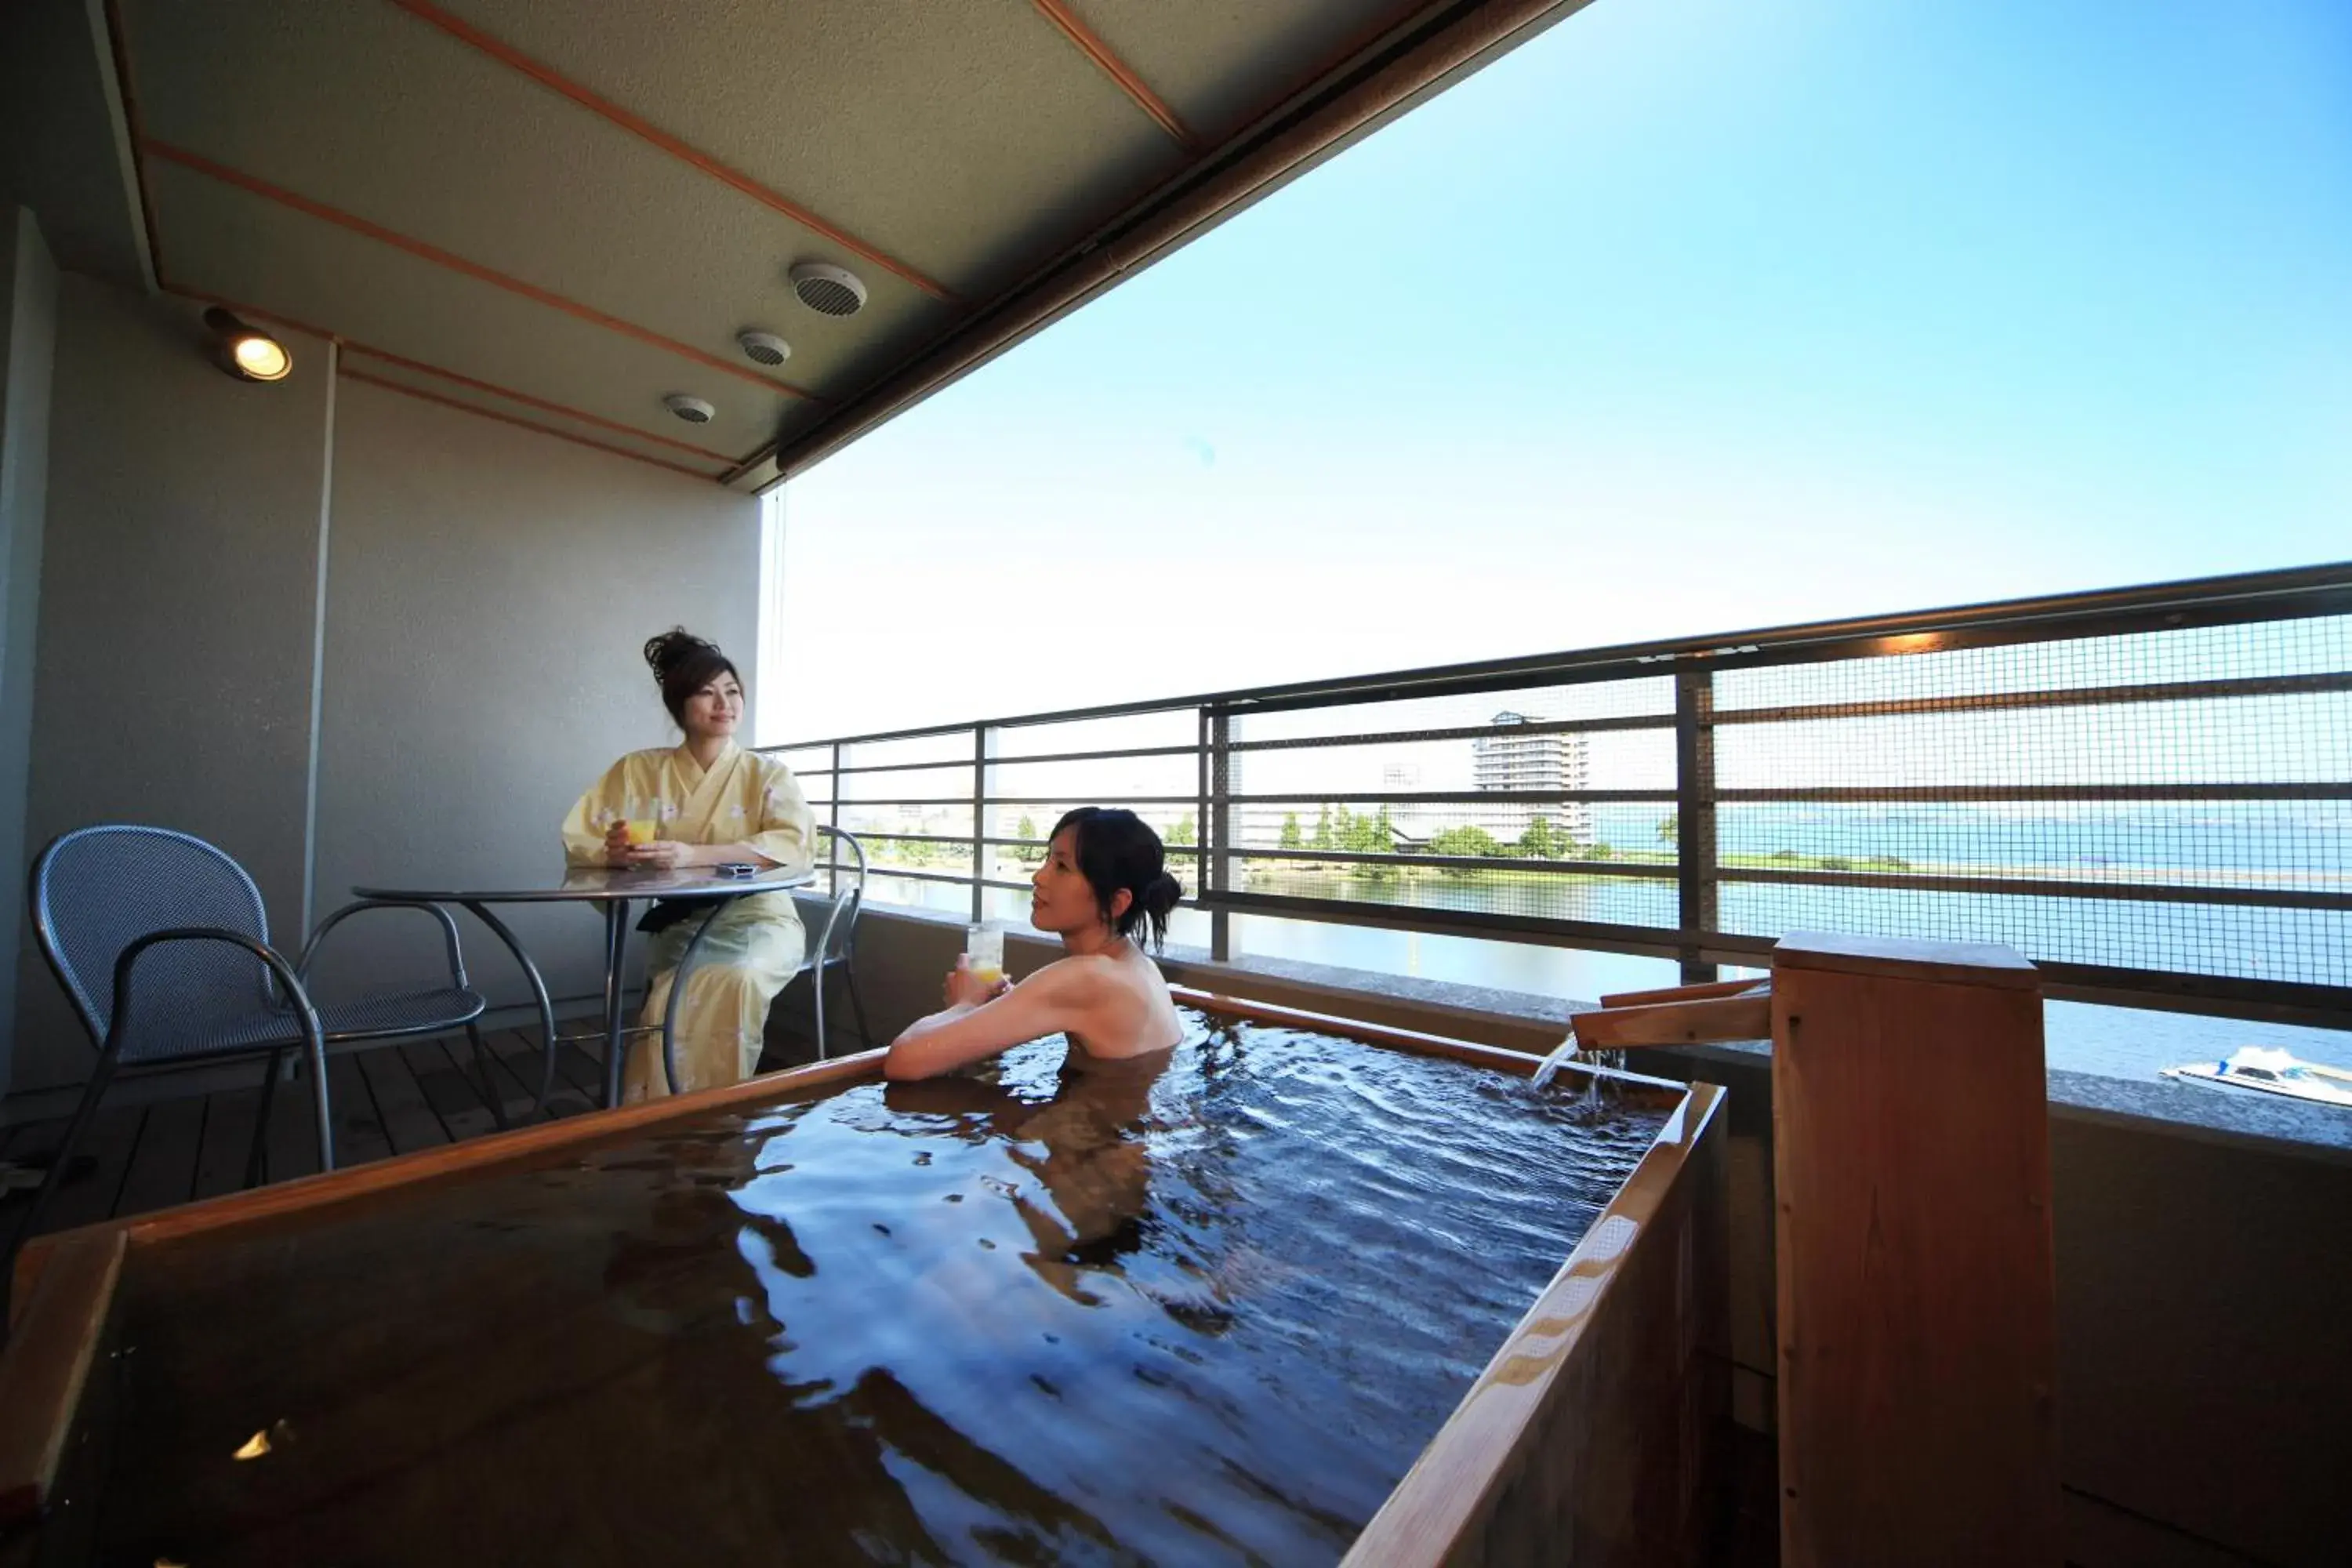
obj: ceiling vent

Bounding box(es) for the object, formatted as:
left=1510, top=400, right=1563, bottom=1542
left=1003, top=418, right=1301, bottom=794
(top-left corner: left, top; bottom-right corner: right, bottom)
left=737, top=329, right=792, bottom=366
left=663, top=394, right=716, bottom=425
left=789, top=262, right=868, bottom=318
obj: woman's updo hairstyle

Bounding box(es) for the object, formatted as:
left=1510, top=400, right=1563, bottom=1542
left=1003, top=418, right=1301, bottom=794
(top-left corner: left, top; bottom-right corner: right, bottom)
left=1053, top=807, right=1184, bottom=950
left=643, top=628, right=740, bottom=724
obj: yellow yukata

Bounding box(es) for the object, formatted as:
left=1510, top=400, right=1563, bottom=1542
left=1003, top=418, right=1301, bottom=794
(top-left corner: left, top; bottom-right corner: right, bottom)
left=561, top=743, right=815, bottom=1102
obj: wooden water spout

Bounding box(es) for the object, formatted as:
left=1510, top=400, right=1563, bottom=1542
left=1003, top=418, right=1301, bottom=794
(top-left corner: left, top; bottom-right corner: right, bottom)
left=1569, top=933, right=2062, bottom=1566
left=1570, top=978, right=1773, bottom=1051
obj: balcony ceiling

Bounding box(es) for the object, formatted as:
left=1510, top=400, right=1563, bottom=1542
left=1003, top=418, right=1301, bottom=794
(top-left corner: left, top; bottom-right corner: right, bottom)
left=5, top=2, right=1595, bottom=485
left=67, top=0, right=1483, bottom=484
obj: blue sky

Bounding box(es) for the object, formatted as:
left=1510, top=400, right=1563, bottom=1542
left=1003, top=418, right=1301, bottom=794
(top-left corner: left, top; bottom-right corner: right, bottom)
left=769, top=0, right=2351, bottom=743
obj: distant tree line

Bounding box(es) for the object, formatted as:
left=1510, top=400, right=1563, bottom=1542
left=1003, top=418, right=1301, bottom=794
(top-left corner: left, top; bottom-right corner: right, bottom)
left=1273, top=805, right=1587, bottom=867
left=865, top=805, right=1906, bottom=880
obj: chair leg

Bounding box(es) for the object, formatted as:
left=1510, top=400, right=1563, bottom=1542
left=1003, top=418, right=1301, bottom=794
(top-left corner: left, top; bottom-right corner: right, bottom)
left=303, top=1033, right=336, bottom=1174
left=844, top=957, right=873, bottom=1052
left=2, top=1054, right=119, bottom=1326
left=465, top=1023, right=509, bottom=1130
left=246, top=1050, right=285, bottom=1189
left=814, top=960, right=829, bottom=1063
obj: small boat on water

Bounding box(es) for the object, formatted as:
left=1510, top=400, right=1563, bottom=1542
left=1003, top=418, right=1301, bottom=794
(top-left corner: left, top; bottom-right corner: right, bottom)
left=2162, top=1046, right=2352, bottom=1109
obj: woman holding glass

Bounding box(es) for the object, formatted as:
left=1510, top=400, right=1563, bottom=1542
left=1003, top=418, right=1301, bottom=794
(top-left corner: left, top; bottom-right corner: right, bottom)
left=884, top=808, right=1183, bottom=1080
left=561, top=629, right=815, bottom=1101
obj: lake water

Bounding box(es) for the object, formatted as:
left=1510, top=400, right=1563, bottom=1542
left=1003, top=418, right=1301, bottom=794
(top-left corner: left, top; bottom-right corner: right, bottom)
left=1225, top=910, right=2352, bottom=1082
left=870, top=822, right=2351, bottom=1086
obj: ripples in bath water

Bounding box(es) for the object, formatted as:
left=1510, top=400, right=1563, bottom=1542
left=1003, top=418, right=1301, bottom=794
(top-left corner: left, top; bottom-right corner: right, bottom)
left=80, top=1008, right=1669, bottom=1566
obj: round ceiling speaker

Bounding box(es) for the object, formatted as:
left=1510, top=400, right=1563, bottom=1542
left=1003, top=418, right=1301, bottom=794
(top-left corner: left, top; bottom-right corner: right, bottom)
left=663, top=394, right=716, bottom=424
left=737, top=329, right=792, bottom=366
left=789, top=261, right=868, bottom=318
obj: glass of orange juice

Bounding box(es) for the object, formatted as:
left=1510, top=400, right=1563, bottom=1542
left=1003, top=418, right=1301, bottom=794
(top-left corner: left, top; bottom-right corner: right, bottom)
left=622, top=818, right=658, bottom=848
left=965, top=924, right=1005, bottom=988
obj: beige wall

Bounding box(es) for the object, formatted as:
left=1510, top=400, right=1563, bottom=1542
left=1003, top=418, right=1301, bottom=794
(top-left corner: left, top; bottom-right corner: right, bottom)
left=1623, top=1051, right=2352, bottom=1568
left=307, top=376, right=758, bottom=1008
left=11, top=274, right=332, bottom=1089
left=5, top=274, right=760, bottom=1091
left=2049, top=1116, right=2351, bottom=1568
left=0, top=209, right=59, bottom=1098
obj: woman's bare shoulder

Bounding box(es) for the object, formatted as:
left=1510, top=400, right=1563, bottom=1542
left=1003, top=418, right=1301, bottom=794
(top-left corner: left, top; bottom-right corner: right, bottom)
left=1024, top=952, right=1121, bottom=993
left=1032, top=952, right=1171, bottom=1011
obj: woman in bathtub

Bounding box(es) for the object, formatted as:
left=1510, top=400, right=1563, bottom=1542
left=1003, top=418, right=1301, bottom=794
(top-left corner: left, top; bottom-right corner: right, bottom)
left=884, top=807, right=1183, bottom=1080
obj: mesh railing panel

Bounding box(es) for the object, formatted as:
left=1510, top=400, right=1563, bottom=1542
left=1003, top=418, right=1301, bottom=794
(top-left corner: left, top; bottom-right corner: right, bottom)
left=1713, top=616, right=2349, bottom=709
left=1216, top=684, right=1678, bottom=931
left=836, top=762, right=969, bottom=804
left=991, top=753, right=1199, bottom=802
left=839, top=733, right=971, bottom=771
left=1236, top=677, right=1678, bottom=745
left=993, top=710, right=1197, bottom=760
left=776, top=583, right=2351, bottom=1006
left=767, top=745, right=833, bottom=777
left=1231, top=853, right=1682, bottom=931
left=1707, top=615, right=2350, bottom=985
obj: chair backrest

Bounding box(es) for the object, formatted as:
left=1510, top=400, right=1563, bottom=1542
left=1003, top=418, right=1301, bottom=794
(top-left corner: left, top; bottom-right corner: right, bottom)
left=30, top=825, right=276, bottom=1059
left=808, top=826, right=867, bottom=967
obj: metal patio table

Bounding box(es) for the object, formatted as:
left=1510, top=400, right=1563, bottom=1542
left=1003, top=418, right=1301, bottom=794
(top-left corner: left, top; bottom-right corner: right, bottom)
left=353, top=864, right=815, bottom=1110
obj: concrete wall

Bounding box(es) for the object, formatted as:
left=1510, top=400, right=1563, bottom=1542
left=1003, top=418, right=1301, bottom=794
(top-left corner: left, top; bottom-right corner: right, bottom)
left=307, top=376, right=758, bottom=1008
left=5, top=275, right=760, bottom=1093
left=0, top=209, right=59, bottom=1098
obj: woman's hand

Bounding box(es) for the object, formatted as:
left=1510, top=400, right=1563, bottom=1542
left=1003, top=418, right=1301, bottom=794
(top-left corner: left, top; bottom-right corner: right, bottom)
left=943, top=956, right=1011, bottom=1010
left=602, top=822, right=633, bottom=868
left=621, top=840, right=688, bottom=869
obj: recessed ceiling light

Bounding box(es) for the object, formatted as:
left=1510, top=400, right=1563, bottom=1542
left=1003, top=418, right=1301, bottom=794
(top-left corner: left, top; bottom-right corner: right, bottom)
left=737, top=329, right=791, bottom=366
left=663, top=394, right=716, bottom=424
left=788, top=262, right=867, bottom=318
left=202, top=307, right=291, bottom=383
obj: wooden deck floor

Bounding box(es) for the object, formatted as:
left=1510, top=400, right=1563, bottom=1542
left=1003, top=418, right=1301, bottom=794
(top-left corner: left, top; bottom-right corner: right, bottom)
left=0, top=1026, right=612, bottom=1241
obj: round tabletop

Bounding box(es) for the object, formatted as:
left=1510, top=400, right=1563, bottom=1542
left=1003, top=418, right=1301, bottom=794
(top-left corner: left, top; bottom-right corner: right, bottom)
left=354, top=865, right=816, bottom=904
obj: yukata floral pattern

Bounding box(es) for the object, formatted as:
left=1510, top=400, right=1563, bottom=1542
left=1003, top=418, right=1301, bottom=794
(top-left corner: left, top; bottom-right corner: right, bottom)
left=561, top=743, right=815, bottom=1099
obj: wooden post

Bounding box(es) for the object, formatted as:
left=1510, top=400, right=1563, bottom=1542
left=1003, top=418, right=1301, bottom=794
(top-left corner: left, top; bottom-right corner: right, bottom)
left=1771, top=932, right=2060, bottom=1568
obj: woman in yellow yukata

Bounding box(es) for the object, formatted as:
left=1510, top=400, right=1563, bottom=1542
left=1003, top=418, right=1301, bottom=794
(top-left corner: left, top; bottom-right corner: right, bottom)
left=561, top=629, right=815, bottom=1102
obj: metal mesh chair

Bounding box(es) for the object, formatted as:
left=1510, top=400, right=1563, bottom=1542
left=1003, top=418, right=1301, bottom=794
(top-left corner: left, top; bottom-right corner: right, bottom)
left=802, top=826, right=872, bottom=1059
left=7, top=826, right=495, bottom=1267
left=655, top=826, right=873, bottom=1093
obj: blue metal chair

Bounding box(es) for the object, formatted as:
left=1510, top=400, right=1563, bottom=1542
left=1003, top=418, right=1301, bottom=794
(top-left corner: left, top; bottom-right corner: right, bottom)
left=800, top=826, right=874, bottom=1059
left=5, top=826, right=499, bottom=1261
left=656, top=825, right=872, bottom=1093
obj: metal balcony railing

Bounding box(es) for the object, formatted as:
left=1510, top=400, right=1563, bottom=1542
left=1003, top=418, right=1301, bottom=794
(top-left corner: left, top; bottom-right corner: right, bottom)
left=765, top=563, right=2352, bottom=1025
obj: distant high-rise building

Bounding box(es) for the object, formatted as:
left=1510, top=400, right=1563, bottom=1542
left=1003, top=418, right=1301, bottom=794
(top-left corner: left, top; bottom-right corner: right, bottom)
left=1471, top=711, right=1592, bottom=847
left=1381, top=763, right=1435, bottom=841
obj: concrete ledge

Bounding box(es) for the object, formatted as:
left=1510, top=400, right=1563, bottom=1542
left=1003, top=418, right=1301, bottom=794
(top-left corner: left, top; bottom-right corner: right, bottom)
left=1628, top=1033, right=2352, bottom=1164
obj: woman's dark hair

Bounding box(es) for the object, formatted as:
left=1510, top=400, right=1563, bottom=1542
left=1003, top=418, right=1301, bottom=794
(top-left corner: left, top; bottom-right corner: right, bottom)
left=643, top=628, right=740, bottom=724
left=1053, top=807, right=1184, bottom=949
